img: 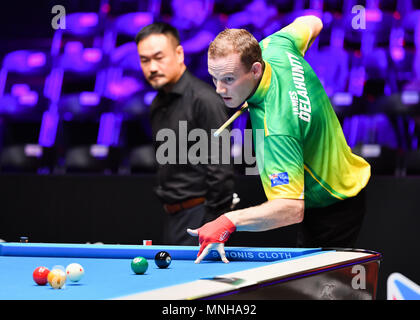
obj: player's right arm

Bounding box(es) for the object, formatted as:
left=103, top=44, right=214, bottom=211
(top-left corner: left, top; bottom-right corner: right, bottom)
left=278, top=15, right=323, bottom=56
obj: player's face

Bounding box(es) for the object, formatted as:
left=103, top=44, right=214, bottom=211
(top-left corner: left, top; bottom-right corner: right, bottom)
left=137, top=34, right=184, bottom=91
left=208, top=53, right=259, bottom=108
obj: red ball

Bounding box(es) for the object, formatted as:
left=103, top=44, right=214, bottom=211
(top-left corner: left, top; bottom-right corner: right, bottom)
left=33, top=266, right=50, bottom=285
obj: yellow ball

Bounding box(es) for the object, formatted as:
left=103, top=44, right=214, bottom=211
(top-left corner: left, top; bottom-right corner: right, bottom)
left=47, top=269, right=66, bottom=289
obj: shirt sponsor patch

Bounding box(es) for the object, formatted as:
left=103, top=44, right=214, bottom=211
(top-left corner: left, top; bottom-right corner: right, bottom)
left=269, top=172, right=289, bottom=187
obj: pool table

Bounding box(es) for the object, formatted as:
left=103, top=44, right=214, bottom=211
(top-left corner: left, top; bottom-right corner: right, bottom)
left=0, top=242, right=381, bottom=300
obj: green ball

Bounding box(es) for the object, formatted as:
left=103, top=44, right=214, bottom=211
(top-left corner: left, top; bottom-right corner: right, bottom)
left=131, top=256, right=148, bottom=274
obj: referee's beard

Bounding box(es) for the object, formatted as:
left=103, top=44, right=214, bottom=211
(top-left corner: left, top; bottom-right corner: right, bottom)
left=149, top=66, right=186, bottom=93
left=148, top=73, right=167, bottom=90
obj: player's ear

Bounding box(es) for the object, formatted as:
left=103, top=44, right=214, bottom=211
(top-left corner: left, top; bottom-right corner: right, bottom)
left=175, top=45, right=184, bottom=64
left=251, top=62, right=263, bottom=79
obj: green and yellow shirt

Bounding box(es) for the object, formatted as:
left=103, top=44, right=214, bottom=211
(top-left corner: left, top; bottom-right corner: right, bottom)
left=247, top=23, right=370, bottom=208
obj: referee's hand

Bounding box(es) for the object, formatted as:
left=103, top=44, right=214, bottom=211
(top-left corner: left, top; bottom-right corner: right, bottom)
left=187, top=215, right=236, bottom=263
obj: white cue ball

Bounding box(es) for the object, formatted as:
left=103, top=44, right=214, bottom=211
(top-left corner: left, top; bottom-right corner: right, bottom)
left=65, top=263, right=84, bottom=282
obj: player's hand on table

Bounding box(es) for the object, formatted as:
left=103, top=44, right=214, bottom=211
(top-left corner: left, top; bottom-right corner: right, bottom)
left=187, top=215, right=236, bottom=264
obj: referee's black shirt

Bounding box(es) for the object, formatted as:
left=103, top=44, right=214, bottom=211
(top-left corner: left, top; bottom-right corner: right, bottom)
left=150, top=69, right=234, bottom=215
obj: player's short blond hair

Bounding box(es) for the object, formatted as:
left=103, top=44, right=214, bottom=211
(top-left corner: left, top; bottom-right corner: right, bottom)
left=208, top=28, right=263, bottom=71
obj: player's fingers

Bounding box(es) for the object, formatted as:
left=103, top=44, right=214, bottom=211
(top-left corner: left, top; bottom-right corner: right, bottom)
left=216, top=243, right=229, bottom=263
left=195, top=242, right=214, bottom=264
left=186, top=228, right=199, bottom=237
left=196, top=240, right=207, bottom=257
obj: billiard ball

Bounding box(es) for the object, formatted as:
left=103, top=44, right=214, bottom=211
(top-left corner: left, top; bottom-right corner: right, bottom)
left=33, top=266, right=50, bottom=285
left=155, top=251, right=171, bottom=269
left=66, top=263, right=84, bottom=282
left=47, top=269, right=66, bottom=289
left=131, top=256, right=148, bottom=274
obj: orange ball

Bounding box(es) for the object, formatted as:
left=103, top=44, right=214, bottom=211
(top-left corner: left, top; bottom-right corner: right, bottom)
left=47, top=269, right=66, bottom=289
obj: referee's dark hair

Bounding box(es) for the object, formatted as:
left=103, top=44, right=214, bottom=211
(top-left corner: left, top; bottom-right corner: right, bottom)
left=135, top=22, right=181, bottom=46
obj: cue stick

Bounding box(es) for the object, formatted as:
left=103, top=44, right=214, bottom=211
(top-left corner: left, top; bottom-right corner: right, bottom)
left=213, top=102, right=249, bottom=137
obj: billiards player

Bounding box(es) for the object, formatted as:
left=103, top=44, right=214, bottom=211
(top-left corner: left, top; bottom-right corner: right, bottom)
left=135, top=22, right=235, bottom=245
left=187, top=15, right=371, bottom=263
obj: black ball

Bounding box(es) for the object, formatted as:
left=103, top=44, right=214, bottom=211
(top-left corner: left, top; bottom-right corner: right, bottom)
left=155, top=251, right=171, bottom=269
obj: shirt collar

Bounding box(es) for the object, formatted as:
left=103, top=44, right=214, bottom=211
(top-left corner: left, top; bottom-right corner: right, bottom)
left=151, top=69, right=190, bottom=114
left=247, top=60, right=272, bottom=105
left=163, top=68, right=190, bottom=96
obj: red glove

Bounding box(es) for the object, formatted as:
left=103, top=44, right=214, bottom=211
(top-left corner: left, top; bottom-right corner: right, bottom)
left=196, top=215, right=236, bottom=257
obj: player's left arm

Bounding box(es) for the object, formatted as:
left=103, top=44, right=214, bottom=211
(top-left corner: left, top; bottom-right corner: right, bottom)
left=279, top=15, right=323, bottom=56
left=187, top=133, right=305, bottom=263
left=225, top=198, right=304, bottom=232
left=187, top=198, right=304, bottom=263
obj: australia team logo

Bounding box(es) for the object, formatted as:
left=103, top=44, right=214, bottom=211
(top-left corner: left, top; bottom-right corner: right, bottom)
left=269, top=172, right=289, bottom=187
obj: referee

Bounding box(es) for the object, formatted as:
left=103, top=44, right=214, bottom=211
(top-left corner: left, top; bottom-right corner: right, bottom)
left=136, top=23, right=235, bottom=245
left=187, top=16, right=371, bottom=262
